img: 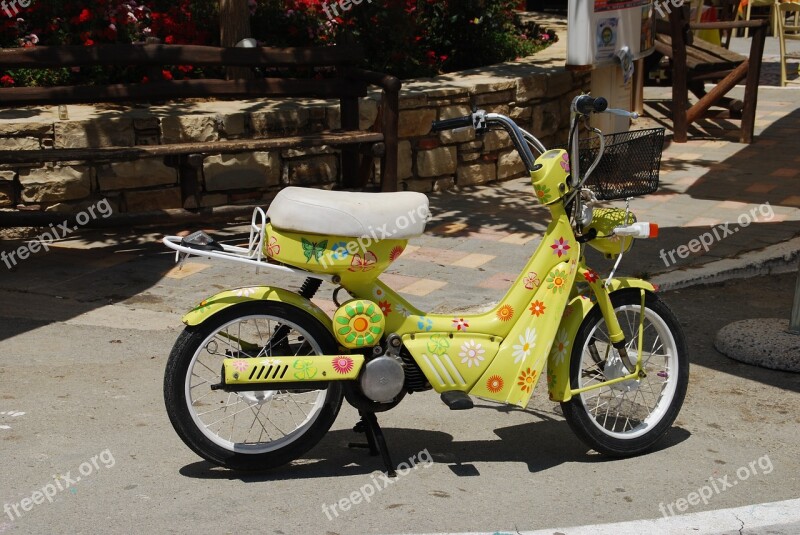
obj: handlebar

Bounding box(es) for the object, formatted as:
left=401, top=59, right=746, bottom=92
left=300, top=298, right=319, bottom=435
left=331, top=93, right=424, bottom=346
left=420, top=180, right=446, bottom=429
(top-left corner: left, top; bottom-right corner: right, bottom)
left=606, top=108, right=639, bottom=119
left=430, top=115, right=474, bottom=132
left=573, top=95, right=608, bottom=115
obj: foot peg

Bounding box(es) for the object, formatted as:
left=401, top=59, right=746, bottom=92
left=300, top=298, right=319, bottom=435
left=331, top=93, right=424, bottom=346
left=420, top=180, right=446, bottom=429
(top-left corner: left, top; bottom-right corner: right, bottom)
left=441, top=391, right=474, bottom=410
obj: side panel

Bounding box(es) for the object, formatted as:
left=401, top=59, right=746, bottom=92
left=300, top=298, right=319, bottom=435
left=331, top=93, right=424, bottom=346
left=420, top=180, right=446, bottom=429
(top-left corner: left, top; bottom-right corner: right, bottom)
left=182, top=286, right=332, bottom=333
left=546, top=274, right=655, bottom=402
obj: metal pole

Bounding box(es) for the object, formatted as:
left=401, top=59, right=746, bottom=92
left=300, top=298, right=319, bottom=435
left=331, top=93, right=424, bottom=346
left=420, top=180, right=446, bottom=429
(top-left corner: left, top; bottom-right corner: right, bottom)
left=791, top=258, right=800, bottom=334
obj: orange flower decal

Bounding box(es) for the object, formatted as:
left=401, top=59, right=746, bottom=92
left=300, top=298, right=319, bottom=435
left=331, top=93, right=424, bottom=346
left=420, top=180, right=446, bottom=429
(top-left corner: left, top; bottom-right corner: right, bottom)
left=517, top=368, right=537, bottom=393
left=496, top=304, right=514, bottom=322
left=529, top=301, right=546, bottom=317
left=389, top=246, right=405, bottom=262
left=486, top=375, right=504, bottom=393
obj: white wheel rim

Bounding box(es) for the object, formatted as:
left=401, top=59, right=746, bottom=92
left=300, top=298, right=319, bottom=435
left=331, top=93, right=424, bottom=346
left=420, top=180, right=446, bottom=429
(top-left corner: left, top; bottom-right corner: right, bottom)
left=577, top=304, right=680, bottom=439
left=185, top=314, right=328, bottom=454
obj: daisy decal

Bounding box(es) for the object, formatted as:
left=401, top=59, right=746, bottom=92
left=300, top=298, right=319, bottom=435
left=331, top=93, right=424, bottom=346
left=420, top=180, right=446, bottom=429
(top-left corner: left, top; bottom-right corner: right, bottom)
left=235, top=287, right=257, bottom=298
left=529, top=300, right=546, bottom=317
left=427, top=334, right=450, bottom=356
left=524, top=272, right=541, bottom=290
left=512, top=328, right=537, bottom=363
left=389, top=246, right=405, bottom=262
left=550, top=329, right=570, bottom=365
left=331, top=356, right=354, bottom=375
left=534, top=185, right=552, bottom=204
left=486, top=375, right=504, bottom=393
left=551, top=237, right=571, bottom=258
left=547, top=269, right=567, bottom=294
left=459, top=340, right=485, bottom=368
left=517, top=368, right=537, bottom=393
left=266, top=236, right=280, bottom=257
left=378, top=300, right=392, bottom=316
left=231, top=359, right=250, bottom=373
left=331, top=241, right=350, bottom=260
left=372, top=286, right=386, bottom=300
left=395, top=303, right=411, bottom=317
left=496, top=304, right=514, bottom=322
left=349, top=251, right=377, bottom=272
left=452, top=318, right=469, bottom=331
left=584, top=268, right=600, bottom=283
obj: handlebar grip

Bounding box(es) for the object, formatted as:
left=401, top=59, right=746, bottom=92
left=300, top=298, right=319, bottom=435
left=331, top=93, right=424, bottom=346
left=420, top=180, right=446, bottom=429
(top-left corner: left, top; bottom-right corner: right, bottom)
left=430, top=116, right=473, bottom=133
left=574, top=95, right=608, bottom=115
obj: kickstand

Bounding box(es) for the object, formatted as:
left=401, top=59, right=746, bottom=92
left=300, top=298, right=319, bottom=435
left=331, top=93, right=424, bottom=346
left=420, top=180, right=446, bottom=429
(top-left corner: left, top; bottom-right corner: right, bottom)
left=348, top=411, right=397, bottom=477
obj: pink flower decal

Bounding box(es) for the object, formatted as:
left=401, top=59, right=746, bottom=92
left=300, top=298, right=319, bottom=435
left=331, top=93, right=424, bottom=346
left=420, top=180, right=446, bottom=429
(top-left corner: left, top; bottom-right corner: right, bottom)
left=231, top=360, right=250, bottom=373
left=267, top=236, right=280, bottom=257
left=349, top=251, right=378, bottom=272
left=389, top=246, right=405, bottom=262
left=560, top=153, right=570, bottom=173
left=584, top=269, right=600, bottom=283
left=551, top=237, right=571, bottom=258
left=332, top=356, right=354, bottom=375
left=452, top=318, right=469, bottom=331
left=524, top=272, right=540, bottom=290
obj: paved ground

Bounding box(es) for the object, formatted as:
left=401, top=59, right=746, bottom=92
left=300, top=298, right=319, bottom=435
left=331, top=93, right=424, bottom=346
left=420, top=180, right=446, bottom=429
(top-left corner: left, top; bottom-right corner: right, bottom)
left=1, top=13, right=800, bottom=535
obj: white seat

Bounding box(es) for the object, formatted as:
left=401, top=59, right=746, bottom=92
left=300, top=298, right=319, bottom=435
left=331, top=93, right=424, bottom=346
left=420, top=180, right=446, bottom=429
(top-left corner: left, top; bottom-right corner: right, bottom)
left=267, top=187, right=430, bottom=239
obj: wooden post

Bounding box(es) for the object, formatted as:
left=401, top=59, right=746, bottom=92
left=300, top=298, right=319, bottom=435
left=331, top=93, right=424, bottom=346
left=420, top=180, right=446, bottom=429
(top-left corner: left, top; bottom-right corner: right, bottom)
left=340, top=95, right=361, bottom=189
left=669, top=7, right=689, bottom=143
left=740, top=20, right=767, bottom=143
left=219, top=0, right=253, bottom=80
left=791, top=258, right=800, bottom=334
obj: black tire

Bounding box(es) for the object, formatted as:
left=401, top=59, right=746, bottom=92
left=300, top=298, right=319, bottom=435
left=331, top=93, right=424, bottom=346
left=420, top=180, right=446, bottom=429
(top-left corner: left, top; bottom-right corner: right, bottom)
left=164, top=301, right=344, bottom=471
left=560, top=289, right=689, bottom=457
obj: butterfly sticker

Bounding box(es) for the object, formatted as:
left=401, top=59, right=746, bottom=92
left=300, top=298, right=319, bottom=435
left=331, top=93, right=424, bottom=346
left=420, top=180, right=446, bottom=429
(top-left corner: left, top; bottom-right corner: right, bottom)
left=349, top=251, right=378, bottom=272
left=301, top=238, right=327, bottom=263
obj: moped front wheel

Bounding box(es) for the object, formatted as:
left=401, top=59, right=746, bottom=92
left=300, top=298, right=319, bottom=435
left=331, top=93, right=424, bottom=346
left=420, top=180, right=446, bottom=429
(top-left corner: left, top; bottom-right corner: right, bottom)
left=560, top=289, right=689, bottom=457
left=163, top=301, right=343, bottom=471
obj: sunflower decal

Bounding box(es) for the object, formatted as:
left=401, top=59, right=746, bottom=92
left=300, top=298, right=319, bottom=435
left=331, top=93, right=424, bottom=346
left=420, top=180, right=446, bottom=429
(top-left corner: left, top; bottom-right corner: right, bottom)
left=496, top=304, right=514, bottom=322
left=333, top=300, right=385, bottom=349
left=547, top=269, right=567, bottom=294
left=332, top=356, right=355, bottom=375
left=517, top=368, right=537, bottom=393
left=486, top=375, right=505, bottom=393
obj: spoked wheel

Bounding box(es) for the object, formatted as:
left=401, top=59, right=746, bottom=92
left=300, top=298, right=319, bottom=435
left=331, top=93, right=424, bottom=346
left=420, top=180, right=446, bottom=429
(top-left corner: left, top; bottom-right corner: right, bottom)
left=164, top=301, right=343, bottom=471
left=561, top=290, right=689, bottom=457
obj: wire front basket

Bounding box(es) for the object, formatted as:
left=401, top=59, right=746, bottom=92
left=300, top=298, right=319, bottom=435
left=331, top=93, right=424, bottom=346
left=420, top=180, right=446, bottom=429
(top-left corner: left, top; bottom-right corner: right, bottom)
left=574, top=127, right=665, bottom=200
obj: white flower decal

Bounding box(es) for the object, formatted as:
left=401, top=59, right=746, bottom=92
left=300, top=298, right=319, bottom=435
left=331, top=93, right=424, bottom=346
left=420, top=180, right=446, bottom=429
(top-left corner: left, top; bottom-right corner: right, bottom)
left=459, top=340, right=486, bottom=368
left=395, top=304, right=411, bottom=317
left=550, top=329, right=570, bottom=365
left=512, top=327, right=537, bottom=364
left=235, top=287, right=257, bottom=297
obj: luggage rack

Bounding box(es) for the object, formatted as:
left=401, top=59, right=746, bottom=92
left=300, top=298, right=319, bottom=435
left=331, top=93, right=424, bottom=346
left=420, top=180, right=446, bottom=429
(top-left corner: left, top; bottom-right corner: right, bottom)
left=161, top=207, right=333, bottom=282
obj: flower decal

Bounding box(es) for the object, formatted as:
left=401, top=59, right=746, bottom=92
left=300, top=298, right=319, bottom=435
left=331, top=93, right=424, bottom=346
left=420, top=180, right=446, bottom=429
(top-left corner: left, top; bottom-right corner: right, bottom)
left=534, top=184, right=552, bottom=204
left=562, top=305, right=574, bottom=318
left=517, top=368, right=537, bottom=393
left=231, top=359, right=250, bottom=373
left=331, top=241, right=350, bottom=260
left=396, top=304, right=411, bottom=317
left=584, top=269, right=600, bottom=283
left=524, top=272, right=541, bottom=290
left=372, top=286, right=386, bottom=300
left=547, top=269, right=567, bottom=294
left=486, top=375, right=504, bottom=393
left=349, top=251, right=378, bottom=272
left=293, top=359, right=318, bottom=380
left=452, top=318, right=469, bottom=331
left=235, top=287, right=257, bottom=298
left=334, top=301, right=384, bottom=348
left=529, top=300, right=546, bottom=317
left=378, top=300, right=392, bottom=316
left=427, top=334, right=450, bottom=356
left=389, top=246, right=405, bottom=262
left=332, top=356, right=354, bottom=375
left=266, top=236, right=280, bottom=257
left=512, top=327, right=537, bottom=363
left=550, top=329, right=570, bottom=365
left=551, top=237, right=571, bottom=258
left=547, top=373, right=557, bottom=390
left=496, top=304, right=514, bottom=322
left=560, top=152, right=570, bottom=173
left=417, top=317, right=433, bottom=331
left=459, top=340, right=485, bottom=368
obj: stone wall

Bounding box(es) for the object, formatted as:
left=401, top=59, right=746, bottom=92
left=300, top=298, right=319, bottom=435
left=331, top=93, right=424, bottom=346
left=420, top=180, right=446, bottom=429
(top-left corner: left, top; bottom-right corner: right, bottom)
left=0, top=42, right=588, bottom=215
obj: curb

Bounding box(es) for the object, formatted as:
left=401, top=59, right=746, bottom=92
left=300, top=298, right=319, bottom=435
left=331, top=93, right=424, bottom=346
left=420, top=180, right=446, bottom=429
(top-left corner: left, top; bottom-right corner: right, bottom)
left=651, top=235, right=800, bottom=292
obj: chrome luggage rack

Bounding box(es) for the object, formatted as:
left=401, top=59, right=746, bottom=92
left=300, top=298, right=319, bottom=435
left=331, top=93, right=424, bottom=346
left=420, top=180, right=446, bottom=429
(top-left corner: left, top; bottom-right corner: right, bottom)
left=161, top=207, right=332, bottom=281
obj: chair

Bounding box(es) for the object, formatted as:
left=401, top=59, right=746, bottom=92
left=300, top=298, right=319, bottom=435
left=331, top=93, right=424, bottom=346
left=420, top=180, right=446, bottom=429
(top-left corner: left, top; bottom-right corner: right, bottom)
left=777, top=2, right=800, bottom=85
left=737, top=0, right=777, bottom=37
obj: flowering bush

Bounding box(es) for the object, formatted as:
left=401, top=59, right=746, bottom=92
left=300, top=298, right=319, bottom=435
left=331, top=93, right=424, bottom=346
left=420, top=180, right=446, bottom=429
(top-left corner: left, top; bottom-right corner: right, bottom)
left=0, top=0, right=556, bottom=87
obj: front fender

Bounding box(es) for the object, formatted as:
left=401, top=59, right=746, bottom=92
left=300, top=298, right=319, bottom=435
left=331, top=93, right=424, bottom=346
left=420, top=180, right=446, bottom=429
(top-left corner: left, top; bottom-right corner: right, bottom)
left=182, top=286, right=332, bottom=334
left=547, top=277, right=655, bottom=402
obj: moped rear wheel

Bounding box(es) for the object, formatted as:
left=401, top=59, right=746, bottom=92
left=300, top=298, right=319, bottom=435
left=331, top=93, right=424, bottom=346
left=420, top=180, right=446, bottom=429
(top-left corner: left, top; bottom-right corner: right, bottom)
left=560, top=290, right=688, bottom=457
left=163, top=301, right=343, bottom=471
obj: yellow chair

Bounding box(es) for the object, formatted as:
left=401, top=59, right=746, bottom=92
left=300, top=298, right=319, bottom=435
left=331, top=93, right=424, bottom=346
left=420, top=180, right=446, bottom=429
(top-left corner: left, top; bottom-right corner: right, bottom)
left=777, top=2, right=800, bottom=85
left=737, top=0, right=778, bottom=37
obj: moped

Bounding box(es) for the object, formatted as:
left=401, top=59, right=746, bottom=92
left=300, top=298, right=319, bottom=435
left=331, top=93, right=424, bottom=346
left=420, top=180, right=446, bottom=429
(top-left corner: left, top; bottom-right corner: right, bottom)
left=162, top=94, right=688, bottom=474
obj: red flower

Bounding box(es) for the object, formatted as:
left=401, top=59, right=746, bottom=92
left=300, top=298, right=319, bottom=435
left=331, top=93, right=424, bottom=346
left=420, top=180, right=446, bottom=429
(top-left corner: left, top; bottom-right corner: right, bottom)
left=164, top=35, right=175, bottom=44
left=78, top=9, right=92, bottom=24
left=0, top=75, right=15, bottom=87
left=584, top=269, right=600, bottom=283
left=161, top=70, right=173, bottom=81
